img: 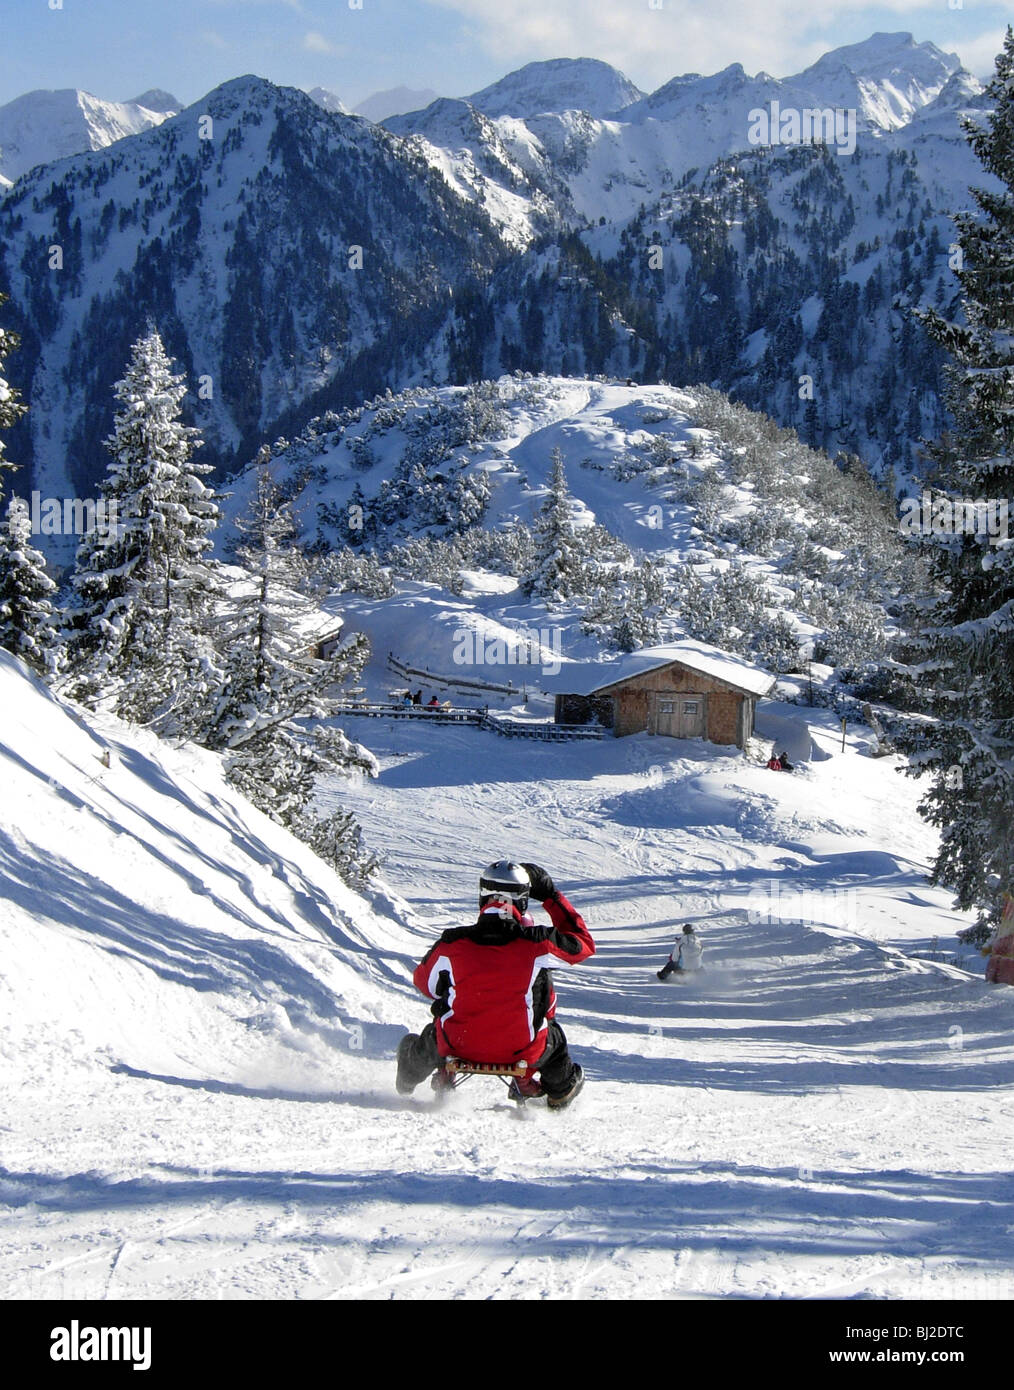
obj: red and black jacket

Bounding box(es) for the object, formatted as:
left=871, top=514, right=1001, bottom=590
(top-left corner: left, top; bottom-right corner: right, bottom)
left=412, top=892, right=595, bottom=1065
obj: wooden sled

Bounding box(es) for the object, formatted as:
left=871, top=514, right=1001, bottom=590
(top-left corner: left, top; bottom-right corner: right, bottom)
left=432, top=1056, right=543, bottom=1107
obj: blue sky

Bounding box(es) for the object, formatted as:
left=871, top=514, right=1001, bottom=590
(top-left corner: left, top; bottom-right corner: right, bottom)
left=0, top=0, right=1009, bottom=108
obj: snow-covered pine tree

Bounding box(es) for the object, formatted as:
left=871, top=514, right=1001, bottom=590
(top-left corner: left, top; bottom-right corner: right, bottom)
left=63, top=327, right=220, bottom=727
left=210, top=464, right=322, bottom=756
left=0, top=293, right=27, bottom=501
left=317, top=546, right=394, bottom=599
left=305, top=806, right=378, bottom=890
left=581, top=557, right=674, bottom=651
left=0, top=294, right=57, bottom=677
left=0, top=497, right=58, bottom=676
left=209, top=463, right=377, bottom=880
left=0, top=294, right=23, bottom=510
left=906, top=27, right=1014, bottom=939
left=522, top=447, right=596, bottom=602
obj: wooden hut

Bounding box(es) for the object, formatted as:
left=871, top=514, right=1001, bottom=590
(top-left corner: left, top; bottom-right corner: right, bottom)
left=554, top=642, right=775, bottom=749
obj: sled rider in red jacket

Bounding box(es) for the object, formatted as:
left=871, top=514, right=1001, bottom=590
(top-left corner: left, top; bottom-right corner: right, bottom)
left=396, top=860, right=594, bottom=1108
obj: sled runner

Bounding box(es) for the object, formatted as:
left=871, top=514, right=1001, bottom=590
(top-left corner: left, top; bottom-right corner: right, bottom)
left=432, top=1057, right=543, bottom=1107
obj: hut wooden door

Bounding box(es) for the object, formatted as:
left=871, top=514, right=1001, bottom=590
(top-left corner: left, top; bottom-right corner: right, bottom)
left=651, top=692, right=706, bottom=738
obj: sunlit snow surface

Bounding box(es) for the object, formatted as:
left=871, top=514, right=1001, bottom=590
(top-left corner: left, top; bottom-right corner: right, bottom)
left=1, top=646, right=1012, bottom=1301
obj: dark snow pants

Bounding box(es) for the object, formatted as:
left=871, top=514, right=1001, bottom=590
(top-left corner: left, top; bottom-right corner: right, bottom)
left=397, top=1019, right=580, bottom=1098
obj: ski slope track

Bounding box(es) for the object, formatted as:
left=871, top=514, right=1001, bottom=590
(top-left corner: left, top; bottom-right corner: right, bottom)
left=1, top=649, right=1012, bottom=1301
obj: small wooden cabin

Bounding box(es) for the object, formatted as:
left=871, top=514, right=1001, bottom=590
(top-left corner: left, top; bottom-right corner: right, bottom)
left=554, top=642, right=775, bottom=749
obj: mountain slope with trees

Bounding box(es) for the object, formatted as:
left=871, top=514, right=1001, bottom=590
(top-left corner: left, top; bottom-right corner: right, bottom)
left=0, top=36, right=998, bottom=520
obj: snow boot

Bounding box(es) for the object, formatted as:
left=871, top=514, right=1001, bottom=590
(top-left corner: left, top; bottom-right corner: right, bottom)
left=546, top=1065, right=584, bottom=1110
left=395, top=1035, right=419, bottom=1095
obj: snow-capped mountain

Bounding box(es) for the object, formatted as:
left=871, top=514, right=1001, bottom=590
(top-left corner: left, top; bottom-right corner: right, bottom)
left=0, top=87, right=178, bottom=188
left=786, top=32, right=965, bottom=131
left=464, top=57, right=644, bottom=119
left=394, top=33, right=982, bottom=236
left=619, top=32, right=965, bottom=134
left=0, top=75, right=505, bottom=522
left=0, top=33, right=996, bottom=511
left=355, top=86, right=439, bottom=122
left=307, top=86, right=350, bottom=115
left=126, top=88, right=182, bottom=114
left=622, top=61, right=785, bottom=127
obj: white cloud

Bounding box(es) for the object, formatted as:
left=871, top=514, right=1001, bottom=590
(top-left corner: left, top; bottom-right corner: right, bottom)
left=303, top=31, right=342, bottom=56
left=199, top=29, right=233, bottom=52
left=952, top=26, right=1009, bottom=78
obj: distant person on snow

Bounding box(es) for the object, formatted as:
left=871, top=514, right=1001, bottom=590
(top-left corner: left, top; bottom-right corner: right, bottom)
left=428, top=695, right=440, bottom=707
left=767, top=750, right=793, bottom=771
left=657, top=925, right=704, bottom=980
left=412, top=689, right=423, bottom=705
left=402, top=692, right=413, bottom=706
left=396, top=860, right=594, bottom=1108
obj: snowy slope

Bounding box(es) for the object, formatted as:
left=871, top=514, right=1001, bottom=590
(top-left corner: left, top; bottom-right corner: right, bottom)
left=0, top=648, right=427, bottom=1289
left=384, top=99, right=565, bottom=245
left=315, top=710, right=1014, bottom=1302
left=0, top=88, right=176, bottom=188
left=224, top=377, right=722, bottom=556
left=4, top=635, right=1013, bottom=1301
left=222, top=375, right=899, bottom=675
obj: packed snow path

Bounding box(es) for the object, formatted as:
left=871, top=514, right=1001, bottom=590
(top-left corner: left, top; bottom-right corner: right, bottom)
left=2, top=656, right=1012, bottom=1301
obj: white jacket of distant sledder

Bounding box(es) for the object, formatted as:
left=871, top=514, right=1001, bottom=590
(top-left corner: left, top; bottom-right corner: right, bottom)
left=671, top=933, right=703, bottom=971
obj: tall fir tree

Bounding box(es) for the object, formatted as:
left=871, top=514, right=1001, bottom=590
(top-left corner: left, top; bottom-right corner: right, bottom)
left=63, top=327, right=221, bottom=725
left=0, top=292, right=56, bottom=676
left=906, top=28, right=1014, bottom=938
left=209, top=463, right=376, bottom=870
left=522, top=447, right=593, bottom=602
left=210, top=464, right=321, bottom=755
left=0, top=291, right=27, bottom=504
left=0, top=498, right=58, bottom=675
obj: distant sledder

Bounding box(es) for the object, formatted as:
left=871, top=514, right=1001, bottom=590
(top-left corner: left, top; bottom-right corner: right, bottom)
left=657, top=924, right=704, bottom=980
left=396, top=860, right=594, bottom=1109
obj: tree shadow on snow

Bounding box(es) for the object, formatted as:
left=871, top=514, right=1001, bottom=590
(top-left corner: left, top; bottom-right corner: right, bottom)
left=0, top=832, right=413, bottom=1040
left=2, top=1160, right=1010, bottom=1284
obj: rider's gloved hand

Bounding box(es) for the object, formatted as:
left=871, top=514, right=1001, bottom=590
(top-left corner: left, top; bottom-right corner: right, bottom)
left=521, top=863, right=556, bottom=902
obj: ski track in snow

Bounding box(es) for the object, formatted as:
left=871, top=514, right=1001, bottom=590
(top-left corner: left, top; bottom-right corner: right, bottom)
left=2, top=653, right=1014, bottom=1301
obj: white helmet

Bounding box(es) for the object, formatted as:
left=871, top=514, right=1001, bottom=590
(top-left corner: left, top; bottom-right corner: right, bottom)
left=479, top=859, right=530, bottom=914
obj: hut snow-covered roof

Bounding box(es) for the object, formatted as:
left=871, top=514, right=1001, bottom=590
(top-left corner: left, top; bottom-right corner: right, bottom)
left=553, top=641, right=776, bottom=699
